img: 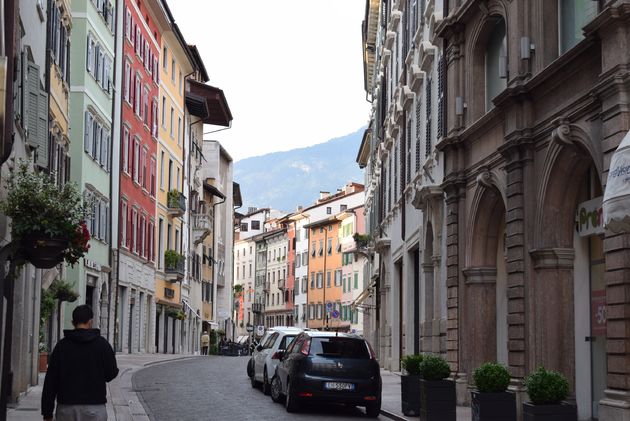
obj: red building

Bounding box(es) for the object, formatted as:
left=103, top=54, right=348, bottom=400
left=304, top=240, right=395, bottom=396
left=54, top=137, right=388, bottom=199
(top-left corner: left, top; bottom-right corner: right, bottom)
left=115, top=0, right=165, bottom=353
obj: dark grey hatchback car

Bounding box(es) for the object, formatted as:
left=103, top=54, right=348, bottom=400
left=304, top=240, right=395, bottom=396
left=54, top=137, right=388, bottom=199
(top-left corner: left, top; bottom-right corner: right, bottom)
left=269, top=331, right=381, bottom=417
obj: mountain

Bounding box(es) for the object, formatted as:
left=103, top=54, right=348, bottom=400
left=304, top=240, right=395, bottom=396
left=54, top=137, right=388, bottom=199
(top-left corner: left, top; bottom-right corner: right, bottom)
left=234, top=128, right=366, bottom=212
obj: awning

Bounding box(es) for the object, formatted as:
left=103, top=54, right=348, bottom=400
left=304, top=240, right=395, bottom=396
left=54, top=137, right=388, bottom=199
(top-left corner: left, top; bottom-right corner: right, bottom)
left=185, top=80, right=232, bottom=127
left=182, top=300, right=200, bottom=320
left=603, top=130, right=630, bottom=233
left=351, top=280, right=377, bottom=310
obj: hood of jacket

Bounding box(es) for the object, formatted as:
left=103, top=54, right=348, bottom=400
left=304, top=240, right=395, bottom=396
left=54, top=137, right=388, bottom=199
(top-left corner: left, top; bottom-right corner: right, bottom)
left=63, top=328, right=102, bottom=343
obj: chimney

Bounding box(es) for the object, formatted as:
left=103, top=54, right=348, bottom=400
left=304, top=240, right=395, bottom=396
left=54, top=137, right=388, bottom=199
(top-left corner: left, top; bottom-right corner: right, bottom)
left=247, top=206, right=257, bottom=214
left=319, top=191, right=330, bottom=200
left=296, top=205, right=303, bottom=213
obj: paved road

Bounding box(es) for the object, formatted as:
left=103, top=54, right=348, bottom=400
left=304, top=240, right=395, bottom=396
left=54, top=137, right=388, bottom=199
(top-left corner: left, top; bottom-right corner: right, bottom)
left=133, top=356, right=387, bottom=421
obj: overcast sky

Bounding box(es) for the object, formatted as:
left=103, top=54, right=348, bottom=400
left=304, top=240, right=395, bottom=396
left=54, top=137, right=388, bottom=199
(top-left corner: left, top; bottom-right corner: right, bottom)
left=169, top=0, right=371, bottom=161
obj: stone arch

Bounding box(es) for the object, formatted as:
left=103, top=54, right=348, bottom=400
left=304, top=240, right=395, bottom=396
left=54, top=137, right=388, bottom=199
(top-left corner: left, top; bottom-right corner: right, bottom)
left=466, top=1, right=509, bottom=121
left=467, top=171, right=507, bottom=268
left=534, top=123, right=603, bottom=249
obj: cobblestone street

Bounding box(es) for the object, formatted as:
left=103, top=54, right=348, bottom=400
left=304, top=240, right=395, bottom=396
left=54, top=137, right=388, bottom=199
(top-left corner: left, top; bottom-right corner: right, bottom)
left=133, top=356, right=387, bottom=421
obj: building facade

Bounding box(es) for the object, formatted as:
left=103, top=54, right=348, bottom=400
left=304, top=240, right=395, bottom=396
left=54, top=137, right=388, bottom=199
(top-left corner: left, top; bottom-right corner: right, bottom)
left=116, top=0, right=164, bottom=354
left=68, top=0, right=116, bottom=347
left=263, top=228, right=289, bottom=327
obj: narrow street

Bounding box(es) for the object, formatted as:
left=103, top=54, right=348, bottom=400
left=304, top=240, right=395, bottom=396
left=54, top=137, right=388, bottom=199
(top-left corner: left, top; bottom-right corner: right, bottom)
left=133, top=356, right=387, bottom=421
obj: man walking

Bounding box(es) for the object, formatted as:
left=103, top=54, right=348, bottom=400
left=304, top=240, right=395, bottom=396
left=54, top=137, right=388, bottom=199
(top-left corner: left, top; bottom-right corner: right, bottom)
left=201, top=331, right=210, bottom=355
left=42, top=305, right=119, bottom=421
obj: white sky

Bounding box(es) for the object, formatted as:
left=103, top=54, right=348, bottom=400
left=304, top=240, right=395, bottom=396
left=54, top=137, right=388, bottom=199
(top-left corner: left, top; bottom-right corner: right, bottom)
left=169, top=0, right=371, bottom=161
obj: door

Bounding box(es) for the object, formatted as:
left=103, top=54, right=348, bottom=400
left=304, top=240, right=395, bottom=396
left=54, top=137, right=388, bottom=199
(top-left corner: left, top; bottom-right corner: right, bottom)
left=256, top=332, right=278, bottom=381
left=589, top=235, right=606, bottom=419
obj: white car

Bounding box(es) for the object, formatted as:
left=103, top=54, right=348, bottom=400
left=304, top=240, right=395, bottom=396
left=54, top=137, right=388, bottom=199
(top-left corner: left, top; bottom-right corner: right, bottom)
left=250, top=327, right=302, bottom=395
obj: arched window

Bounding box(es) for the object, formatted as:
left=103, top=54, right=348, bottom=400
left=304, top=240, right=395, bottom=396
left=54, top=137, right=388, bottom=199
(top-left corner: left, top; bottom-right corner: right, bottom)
left=559, top=0, right=598, bottom=54
left=485, top=18, right=507, bottom=111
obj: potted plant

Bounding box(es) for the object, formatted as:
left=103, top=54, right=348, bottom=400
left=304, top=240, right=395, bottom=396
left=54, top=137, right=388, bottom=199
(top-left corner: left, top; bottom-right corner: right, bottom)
left=471, top=362, right=515, bottom=421
left=523, top=367, right=576, bottom=421
left=164, top=250, right=181, bottom=269
left=167, top=190, right=181, bottom=208
left=0, top=163, right=90, bottom=268
left=166, top=308, right=180, bottom=319
left=38, top=342, right=48, bottom=372
left=51, top=281, right=79, bottom=303
left=419, top=354, right=455, bottom=421
left=401, top=354, right=424, bottom=416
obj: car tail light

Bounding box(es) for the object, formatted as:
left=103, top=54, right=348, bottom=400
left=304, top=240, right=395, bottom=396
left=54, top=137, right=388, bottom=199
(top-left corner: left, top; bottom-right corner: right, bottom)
left=364, top=396, right=378, bottom=401
left=298, top=392, right=313, bottom=397
left=300, top=339, right=311, bottom=356
left=366, top=341, right=377, bottom=360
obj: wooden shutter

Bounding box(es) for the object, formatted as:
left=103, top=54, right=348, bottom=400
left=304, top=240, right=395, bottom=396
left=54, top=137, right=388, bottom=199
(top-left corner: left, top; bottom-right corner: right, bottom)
left=425, top=77, right=432, bottom=157
left=84, top=111, right=92, bottom=154
left=415, top=97, right=421, bottom=172
left=437, top=55, right=446, bottom=140
left=26, top=62, right=39, bottom=144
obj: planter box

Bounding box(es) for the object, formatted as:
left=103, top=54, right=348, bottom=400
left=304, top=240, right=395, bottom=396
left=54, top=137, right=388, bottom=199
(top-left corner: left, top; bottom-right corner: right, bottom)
left=420, top=379, right=456, bottom=421
left=471, top=390, right=516, bottom=421
left=38, top=352, right=48, bottom=372
left=523, top=402, right=577, bottom=421
left=401, top=374, right=422, bottom=416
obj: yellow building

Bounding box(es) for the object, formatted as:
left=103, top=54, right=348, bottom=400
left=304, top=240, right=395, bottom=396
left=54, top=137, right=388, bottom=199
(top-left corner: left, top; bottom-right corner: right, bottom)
left=154, top=14, right=195, bottom=353
left=48, top=0, right=72, bottom=182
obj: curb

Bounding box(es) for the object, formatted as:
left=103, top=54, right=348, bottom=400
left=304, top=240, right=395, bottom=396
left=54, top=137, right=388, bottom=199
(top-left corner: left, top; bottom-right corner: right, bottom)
left=379, top=409, right=410, bottom=421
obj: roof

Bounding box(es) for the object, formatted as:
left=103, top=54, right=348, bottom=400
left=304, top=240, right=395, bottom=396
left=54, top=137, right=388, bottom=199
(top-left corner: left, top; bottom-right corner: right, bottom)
left=356, top=125, right=371, bottom=168
left=185, top=81, right=233, bottom=127
left=203, top=181, right=226, bottom=199
left=303, top=215, right=339, bottom=229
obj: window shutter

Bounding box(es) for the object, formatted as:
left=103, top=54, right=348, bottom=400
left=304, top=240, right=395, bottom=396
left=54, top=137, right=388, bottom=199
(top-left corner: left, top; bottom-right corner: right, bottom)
left=415, top=97, right=421, bottom=172
left=36, top=67, right=49, bottom=169
left=84, top=111, right=91, bottom=154
left=26, top=62, right=40, bottom=144
left=101, top=130, right=109, bottom=170
left=425, top=77, right=432, bottom=157
left=437, top=55, right=446, bottom=140
left=406, top=119, right=412, bottom=184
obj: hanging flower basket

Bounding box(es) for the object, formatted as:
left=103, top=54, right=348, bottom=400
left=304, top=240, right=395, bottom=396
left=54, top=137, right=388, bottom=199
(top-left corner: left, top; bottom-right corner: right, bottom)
left=0, top=163, right=91, bottom=268
left=20, top=234, right=69, bottom=269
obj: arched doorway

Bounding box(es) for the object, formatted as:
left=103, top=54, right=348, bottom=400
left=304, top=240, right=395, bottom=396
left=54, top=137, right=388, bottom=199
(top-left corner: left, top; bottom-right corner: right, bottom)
left=463, top=183, right=507, bottom=375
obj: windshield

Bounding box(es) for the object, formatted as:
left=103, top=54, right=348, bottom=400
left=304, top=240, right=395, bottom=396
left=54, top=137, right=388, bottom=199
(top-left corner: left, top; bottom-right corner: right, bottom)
left=309, top=337, right=370, bottom=359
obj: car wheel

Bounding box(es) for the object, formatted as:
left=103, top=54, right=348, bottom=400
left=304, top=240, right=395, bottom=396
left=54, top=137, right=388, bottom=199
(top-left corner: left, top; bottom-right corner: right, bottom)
left=246, top=358, right=254, bottom=378
left=270, top=375, right=284, bottom=403
left=365, top=400, right=381, bottom=418
left=284, top=379, right=300, bottom=413
left=262, top=368, right=271, bottom=395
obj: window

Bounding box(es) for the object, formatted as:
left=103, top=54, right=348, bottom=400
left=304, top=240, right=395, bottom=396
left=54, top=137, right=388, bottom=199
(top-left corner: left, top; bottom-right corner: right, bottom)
left=159, top=151, right=164, bottom=189
left=151, top=99, right=158, bottom=137
left=177, top=117, right=181, bottom=145
left=84, top=109, right=110, bottom=169
left=316, top=272, right=323, bottom=288
left=125, top=8, right=132, bottom=40
left=170, top=107, right=174, bottom=137
left=354, top=272, right=359, bottom=290
left=140, top=148, right=147, bottom=189
left=310, top=272, right=315, bottom=289
left=178, top=70, right=182, bottom=92
left=133, top=138, right=140, bottom=183
left=251, top=220, right=260, bottom=230
left=485, top=18, right=507, bottom=111
left=124, top=61, right=131, bottom=102
left=326, top=207, right=331, bottom=214
left=163, top=46, right=168, bottom=70
left=559, top=0, right=598, bottom=54
left=134, top=75, right=141, bottom=116
left=132, top=208, right=138, bottom=253
left=121, top=201, right=128, bottom=247
left=326, top=271, right=331, bottom=287
left=171, top=59, right=175, bottom=81
left=335, top=270, right=342, bottom=287
left=327, top=238, right=332, bottom=255
left=161, top=96, right=166, bottom=127
left=143, top=86, right=149, bottom=126
left=150, top=156, right=156, bottom=197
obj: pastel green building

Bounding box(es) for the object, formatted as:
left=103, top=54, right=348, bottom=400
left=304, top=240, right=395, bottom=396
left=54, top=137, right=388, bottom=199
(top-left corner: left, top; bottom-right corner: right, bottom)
left=66, top=0, right=116, bottom=339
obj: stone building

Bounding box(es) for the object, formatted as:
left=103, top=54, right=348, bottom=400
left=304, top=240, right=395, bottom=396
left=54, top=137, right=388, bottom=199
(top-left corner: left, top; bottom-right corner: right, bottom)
left=360, top=0, right=448, bottom=373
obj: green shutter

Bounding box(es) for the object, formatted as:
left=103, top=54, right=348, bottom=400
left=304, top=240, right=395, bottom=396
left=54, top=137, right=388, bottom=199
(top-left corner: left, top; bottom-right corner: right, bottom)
left=354, top=273, right=358, bottom=290
left=26, top=62, right=39, bottom=145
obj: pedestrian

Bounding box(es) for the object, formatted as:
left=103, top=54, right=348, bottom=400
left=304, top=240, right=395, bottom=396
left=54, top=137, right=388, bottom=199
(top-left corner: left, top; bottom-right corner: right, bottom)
left=201, top=331, right=210, bottom=355
left=42, top=304, right=119, bottom=421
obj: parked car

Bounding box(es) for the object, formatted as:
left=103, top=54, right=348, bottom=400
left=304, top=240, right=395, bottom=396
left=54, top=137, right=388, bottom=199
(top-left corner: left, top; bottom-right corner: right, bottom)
left=269, top=331, right=381, bottom=417
left=249, top=327, right=302, bottom=394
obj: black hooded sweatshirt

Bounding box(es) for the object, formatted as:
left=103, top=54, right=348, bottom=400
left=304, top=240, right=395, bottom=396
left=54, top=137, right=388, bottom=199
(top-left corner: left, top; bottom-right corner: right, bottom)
left=41, top=328, right=119, bottom=419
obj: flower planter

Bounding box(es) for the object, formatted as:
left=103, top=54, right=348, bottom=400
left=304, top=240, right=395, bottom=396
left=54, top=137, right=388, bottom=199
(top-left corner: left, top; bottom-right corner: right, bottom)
left=420, top=379, right=456, bottom=421
left=38, top=352, right=48, bottom=372
left=471, top=390, right=516, bottom=421
left=401, top=374, right=422, bottom=416
left=523, top=402, right=577, bottom=421
left=20, top=235, right=68, bottom=268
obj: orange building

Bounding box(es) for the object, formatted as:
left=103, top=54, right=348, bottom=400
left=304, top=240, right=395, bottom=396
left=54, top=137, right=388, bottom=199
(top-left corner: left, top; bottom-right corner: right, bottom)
left=305, top=217, right=344, bottom=330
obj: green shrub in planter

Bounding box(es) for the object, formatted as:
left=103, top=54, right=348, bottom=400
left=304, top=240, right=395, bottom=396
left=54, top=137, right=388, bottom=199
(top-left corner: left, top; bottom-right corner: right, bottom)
left=401, top=354, right=424, bottom=376
left=473, top=362, right=511, bottom=393
left=524, top=367, right=569, bottom=404
left=50, top=281, right=79, bottom=303
left=419, top=355, right=450, bottom=381
left=401, top=354, right=424, bottom=416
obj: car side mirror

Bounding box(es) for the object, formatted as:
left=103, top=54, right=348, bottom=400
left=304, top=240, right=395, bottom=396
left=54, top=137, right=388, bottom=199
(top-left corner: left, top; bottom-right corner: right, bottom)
left=256, top=345, right=263, bottom=352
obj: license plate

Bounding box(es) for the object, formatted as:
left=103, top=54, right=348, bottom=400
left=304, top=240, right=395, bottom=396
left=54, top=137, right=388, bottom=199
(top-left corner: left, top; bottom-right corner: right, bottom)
left=324, top=382, right=355, bottom=391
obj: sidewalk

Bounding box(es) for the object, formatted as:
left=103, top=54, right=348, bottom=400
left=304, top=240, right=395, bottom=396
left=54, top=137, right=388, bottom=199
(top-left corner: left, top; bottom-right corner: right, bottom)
left=7, top=353, right=195, bottom=421
left=380, top=370, right=472, bottom=421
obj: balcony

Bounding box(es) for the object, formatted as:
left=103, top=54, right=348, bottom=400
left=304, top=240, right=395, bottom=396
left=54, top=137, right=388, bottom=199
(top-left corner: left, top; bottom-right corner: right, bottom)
left=167, top=190, right=186, bottom=217
left=252, top=303, right=263, bottom=314
left=165, top=251, right=185, bottom=281
left=278, top=279, right=286, bottom=290
left=263, top=282, right=270, bottom=292
left=192, top=214, right=211, bottom=244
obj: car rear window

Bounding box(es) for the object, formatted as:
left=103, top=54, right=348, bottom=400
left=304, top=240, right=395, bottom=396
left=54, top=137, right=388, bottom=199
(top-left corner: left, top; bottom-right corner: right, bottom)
left=309, top=337, right=370, bottom=359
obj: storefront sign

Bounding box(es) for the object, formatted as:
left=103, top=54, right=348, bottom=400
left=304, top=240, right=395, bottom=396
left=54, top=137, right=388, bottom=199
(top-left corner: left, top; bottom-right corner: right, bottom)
left=576, top=197, right=604, bottom=237
left=591, top=290, right=607, bottom=337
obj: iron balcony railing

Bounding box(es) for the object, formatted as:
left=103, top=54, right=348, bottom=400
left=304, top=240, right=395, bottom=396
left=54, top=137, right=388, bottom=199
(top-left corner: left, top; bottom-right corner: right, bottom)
left=167, top=190, right=186, bottom=215
left=165, top=252, right=185, bottom=279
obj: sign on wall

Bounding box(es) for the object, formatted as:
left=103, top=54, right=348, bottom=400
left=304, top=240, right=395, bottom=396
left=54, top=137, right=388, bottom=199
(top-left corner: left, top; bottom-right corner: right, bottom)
left=576, top=197, right=604, bottom=237
left=591, top=290, right=607, bottom=337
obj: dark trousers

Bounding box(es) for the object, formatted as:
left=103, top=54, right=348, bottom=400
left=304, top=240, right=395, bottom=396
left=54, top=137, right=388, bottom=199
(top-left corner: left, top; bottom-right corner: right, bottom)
left=202, top=345, right=209, bottom=355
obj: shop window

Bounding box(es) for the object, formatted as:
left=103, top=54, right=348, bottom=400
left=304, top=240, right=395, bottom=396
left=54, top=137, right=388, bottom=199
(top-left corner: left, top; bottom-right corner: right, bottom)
left=559, top=0, right=598, bottom=54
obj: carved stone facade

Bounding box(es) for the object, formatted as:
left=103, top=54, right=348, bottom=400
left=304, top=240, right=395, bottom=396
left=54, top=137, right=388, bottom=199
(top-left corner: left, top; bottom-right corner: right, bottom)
left=436, top=0, right=630, bottom=419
